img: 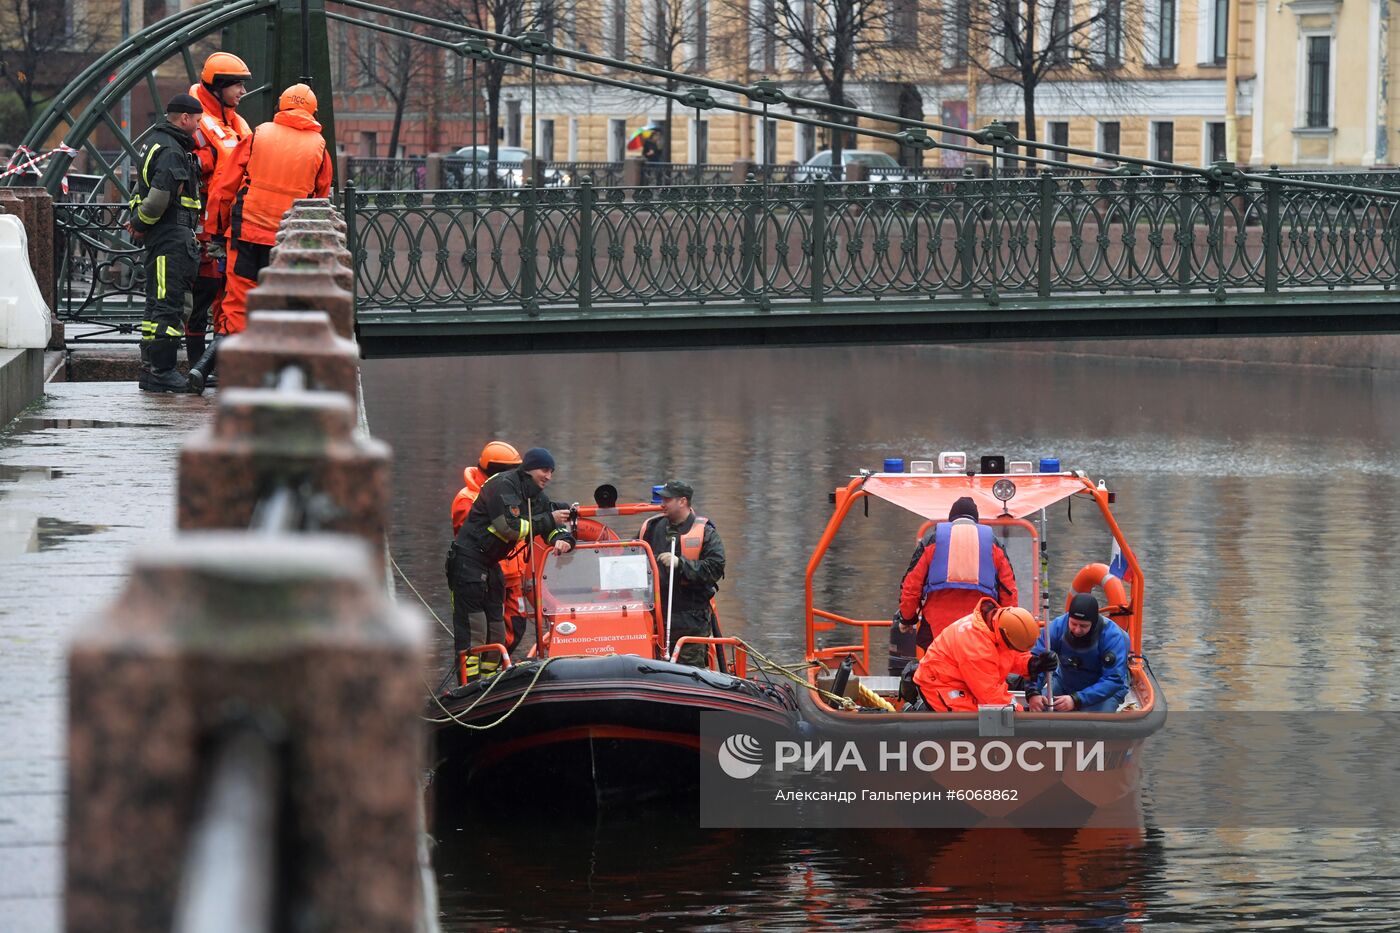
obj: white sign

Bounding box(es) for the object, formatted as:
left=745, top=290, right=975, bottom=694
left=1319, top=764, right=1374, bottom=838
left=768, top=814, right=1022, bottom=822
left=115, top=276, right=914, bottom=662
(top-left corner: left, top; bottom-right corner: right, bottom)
left=598, top=554, right=649, bottom=590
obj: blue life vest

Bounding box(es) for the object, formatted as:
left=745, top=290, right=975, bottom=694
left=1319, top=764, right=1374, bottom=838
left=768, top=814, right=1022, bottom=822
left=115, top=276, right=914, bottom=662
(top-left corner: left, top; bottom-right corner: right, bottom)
left=922, top=521, right=997, bottom=598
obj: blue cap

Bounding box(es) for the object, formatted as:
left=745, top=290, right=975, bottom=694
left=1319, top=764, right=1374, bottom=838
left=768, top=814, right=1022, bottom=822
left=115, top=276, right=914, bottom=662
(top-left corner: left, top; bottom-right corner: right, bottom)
left=651, top=484, right=666, bottom=504
left=1038, top=457, right=1060, bottom=473
left=883, top=458, right=905, bottom=473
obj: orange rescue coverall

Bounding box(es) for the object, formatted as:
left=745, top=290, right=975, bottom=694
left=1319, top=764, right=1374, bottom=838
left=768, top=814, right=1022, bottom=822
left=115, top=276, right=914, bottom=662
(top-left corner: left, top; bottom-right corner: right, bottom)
left=205, top=107, right=332, bottom=335
left=913, top=609, right=1032, bottom=712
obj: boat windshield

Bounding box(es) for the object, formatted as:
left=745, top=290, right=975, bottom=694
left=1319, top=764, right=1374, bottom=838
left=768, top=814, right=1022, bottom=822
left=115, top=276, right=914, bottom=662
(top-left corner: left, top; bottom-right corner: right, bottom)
left=540, top=543, right=656, bottom=613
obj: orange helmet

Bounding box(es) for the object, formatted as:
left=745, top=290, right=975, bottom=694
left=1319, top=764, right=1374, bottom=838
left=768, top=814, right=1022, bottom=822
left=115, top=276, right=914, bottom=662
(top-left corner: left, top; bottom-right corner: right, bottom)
left=478, top=440, right=521, bottom=475
left=992, top=605, right=1040, bottom=652
left=201, top=52, right=252, bottom=88
left=278, top=83, right=317, bottom=114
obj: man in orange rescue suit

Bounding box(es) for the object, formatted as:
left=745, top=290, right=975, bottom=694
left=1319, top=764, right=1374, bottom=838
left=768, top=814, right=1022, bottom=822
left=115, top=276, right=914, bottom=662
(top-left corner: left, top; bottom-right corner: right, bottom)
left=186, top=51, right=252, bottom=376
left=199, top=83, right=332, bottom=390
left=639, top=480, right=726, bottom=667
left=894, top=496, right=1019, bottom=659
left=910, top=598, right=1058, bottom=711
left=449, top=441, right=532, bottom=662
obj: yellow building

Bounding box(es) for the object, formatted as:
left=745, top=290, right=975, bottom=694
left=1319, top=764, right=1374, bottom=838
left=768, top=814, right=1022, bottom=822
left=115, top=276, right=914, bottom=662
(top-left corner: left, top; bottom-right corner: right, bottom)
left=480, top=0, right=1386, bottom=169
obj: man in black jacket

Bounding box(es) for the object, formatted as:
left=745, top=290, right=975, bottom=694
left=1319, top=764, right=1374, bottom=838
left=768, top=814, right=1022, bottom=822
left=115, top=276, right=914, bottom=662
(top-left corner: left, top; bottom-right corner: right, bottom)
left=128, top=94, right=204, bottom=392
left=639, top=480, right=726, bottom=667
left=447, top=447, right=573, bottom=678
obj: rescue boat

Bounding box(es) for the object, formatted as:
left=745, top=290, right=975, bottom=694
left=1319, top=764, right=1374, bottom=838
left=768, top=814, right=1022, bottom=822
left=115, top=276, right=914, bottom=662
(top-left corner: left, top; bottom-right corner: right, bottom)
left=796, top=458, right=1167, bottom=826
left=428, top=502, right=800, bottom=810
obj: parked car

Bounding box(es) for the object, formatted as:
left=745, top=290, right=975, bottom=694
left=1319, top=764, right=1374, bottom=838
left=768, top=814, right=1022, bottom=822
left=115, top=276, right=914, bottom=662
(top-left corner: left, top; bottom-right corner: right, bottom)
left=450, top=145, right=563, bottom=187
left=796, top=149, right=917, bottom=182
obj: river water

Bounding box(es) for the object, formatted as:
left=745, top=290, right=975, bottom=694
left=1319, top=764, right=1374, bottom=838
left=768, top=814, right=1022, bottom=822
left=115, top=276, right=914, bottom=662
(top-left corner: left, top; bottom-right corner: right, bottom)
left=363, top=345, right=1400, bottom=931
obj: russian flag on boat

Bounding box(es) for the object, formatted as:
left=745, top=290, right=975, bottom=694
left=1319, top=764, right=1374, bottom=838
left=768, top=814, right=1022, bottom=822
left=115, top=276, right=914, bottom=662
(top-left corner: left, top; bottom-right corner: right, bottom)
left=1109, top=538, right=1127, bottom=579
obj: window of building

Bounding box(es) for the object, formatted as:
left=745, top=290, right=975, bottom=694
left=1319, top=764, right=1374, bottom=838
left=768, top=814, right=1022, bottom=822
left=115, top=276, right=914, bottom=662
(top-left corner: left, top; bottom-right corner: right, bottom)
left=1048, top=1, right=1070, bottom=64
left=890, top=0, right=917, bottom=48
left=693, top=0, right=708, bottom=71
left=568, top=118, right=580, bottom=160
left=1306, top=35, right=1331, bottom=128
left=1047, top=121, right=1069, bottom=150
left=1099, top=121, right=1121, bottom=156
left=610, top=0, right=627, bottom=60
left=539, top=119, right=555, bottom=162
left=1206, top=121, right=1226, bottom=162
left=609, top=119, right=628, bottom=161
left=758, top=118, right=778, bottom=163
left=796, top=122, right=816, bottom=163
left=949, top=0, right=970, bottom=66
left=652, top=0, right=668, bottom=62
left=763, top=3, right=778, bottom=72
left=1156, top=0, right=1176, bottom=66
left=506, top=100, right=522, bottom=147
left=1212, top=0, right=1228, bottom=65
left=362, top=131, right=378, bottom=158
left=1152, top=121, right=1174, bottom=163
left=690, top=118, right=709, bottom=162
left=1103, top=0, right=1123, bottom=66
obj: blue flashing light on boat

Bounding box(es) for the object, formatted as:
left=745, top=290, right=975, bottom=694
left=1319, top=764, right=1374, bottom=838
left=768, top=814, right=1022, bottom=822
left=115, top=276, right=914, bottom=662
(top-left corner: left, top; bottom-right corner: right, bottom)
left=883, top=458, right=905, bottom=473
left=1039, top=457, right=1061, bottom=473
left=651, top=485, right=665, bottom=503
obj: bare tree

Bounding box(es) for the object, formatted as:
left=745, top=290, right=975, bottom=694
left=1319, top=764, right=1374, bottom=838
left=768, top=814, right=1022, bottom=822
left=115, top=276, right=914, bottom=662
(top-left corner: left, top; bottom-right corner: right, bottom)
left=949, top=0, right=1139, bottom=148
left=0, top=0, right=117, bottom=123
left=435, top=0, right=568, bottom=165
left=722, top=0, right=905, bottom=170
left=629, top=0, right=710, bottom=162
left=344, top=21, right=440, bottom=157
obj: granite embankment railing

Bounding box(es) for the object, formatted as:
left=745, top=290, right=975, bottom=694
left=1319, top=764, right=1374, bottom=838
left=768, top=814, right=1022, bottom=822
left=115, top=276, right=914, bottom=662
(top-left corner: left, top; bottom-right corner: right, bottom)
left=62, top=199, right=438, bottom=933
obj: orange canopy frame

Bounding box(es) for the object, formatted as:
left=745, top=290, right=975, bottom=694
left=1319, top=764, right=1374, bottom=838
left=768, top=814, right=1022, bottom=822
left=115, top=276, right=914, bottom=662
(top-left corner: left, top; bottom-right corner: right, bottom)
left=858, top=473, right=1088, bottom=521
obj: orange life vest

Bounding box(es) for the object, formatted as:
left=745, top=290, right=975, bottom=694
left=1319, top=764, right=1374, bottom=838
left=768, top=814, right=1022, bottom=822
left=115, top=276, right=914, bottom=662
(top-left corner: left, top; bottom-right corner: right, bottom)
left=642, top=514, right=709, bottom=560
left=451, top=466, right=489, bottom=535
left=230, top=112, right=327, bottom=243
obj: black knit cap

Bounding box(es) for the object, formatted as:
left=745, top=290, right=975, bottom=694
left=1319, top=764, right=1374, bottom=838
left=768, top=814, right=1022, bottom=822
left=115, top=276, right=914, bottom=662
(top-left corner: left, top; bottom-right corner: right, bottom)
left=166, top=93, right=203, bottom=115
left=948, top=496, right=979, bottom=522
left=1068, top=593, right=1099, bottom=621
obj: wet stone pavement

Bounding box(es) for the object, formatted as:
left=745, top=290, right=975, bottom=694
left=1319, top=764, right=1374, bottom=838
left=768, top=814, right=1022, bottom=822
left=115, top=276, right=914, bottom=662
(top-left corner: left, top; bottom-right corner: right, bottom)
left=0, top=383, right=214, bottom=932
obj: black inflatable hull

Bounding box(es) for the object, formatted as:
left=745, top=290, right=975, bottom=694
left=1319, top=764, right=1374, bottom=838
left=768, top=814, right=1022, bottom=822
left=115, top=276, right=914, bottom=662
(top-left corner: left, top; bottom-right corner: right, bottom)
left=429, top=654, right=800, bottom=811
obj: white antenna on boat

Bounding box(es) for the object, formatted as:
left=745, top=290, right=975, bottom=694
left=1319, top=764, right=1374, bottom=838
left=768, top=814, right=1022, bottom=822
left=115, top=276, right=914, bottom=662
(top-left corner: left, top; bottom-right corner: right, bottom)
left=664, top=531, right=678, bottom=661
left=1040, top=506, right=1052, bottom=710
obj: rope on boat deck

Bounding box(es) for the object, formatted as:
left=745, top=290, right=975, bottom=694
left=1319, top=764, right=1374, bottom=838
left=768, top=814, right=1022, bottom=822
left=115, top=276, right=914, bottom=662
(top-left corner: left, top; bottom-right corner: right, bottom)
left=729, top=637, right=859, bottom=711
left=422, top=658, right=558, bottom=730
left=390, top=553, right=455, bottom=639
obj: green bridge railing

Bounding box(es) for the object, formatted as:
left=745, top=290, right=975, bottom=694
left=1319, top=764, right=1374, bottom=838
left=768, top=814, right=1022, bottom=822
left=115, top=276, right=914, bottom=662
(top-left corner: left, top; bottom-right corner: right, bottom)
left=347, top=172, right=1400, bottom=319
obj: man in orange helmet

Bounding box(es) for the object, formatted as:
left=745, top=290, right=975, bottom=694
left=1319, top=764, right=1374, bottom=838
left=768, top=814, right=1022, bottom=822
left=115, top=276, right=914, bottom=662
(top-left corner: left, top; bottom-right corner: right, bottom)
left=910, top=598, right=1058, bottom=712
left=185, top=51, right=253, bottom=378
left=197, top=83, right=332, bottom=391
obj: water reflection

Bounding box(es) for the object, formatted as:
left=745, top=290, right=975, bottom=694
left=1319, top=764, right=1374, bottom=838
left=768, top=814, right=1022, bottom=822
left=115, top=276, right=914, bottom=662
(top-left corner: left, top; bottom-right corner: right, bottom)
left=364, top=345, right=1400, bottom=929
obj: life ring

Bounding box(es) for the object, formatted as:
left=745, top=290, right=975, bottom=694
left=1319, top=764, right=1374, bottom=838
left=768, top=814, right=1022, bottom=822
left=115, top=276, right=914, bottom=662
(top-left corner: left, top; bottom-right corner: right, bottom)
left=1064, top=562, right=1129, bottom=612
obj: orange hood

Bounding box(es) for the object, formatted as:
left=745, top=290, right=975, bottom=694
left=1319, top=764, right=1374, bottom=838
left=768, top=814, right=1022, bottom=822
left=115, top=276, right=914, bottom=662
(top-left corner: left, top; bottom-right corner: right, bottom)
left=273, top=109, right=322, bottom=132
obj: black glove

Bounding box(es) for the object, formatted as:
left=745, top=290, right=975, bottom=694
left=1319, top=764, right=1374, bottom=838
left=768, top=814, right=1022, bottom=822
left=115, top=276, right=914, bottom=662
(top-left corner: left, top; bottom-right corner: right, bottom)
left=898, top=661, right=921, bottom=703
left=893, top=612, right=915, bottom=630
left=1027, top=651, right=1059, bottom=676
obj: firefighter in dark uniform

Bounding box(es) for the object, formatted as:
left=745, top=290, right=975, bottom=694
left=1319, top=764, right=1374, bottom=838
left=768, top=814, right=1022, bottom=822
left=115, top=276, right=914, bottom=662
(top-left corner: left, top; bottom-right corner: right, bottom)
left=128, top=94, right=204, bottom=392
left=447, top=447, right=574, bottom=679
left=639, top=480, right=726, bottom=667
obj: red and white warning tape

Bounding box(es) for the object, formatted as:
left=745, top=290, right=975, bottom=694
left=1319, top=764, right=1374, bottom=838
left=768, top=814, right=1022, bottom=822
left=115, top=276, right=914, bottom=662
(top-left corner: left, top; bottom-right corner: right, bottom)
left=1, top=143, right=80, bottom=181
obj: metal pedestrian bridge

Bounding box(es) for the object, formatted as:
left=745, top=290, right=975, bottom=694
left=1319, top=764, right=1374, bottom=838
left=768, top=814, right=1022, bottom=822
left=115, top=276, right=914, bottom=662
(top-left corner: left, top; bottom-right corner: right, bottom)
left=9, top=0, right=1400, bottom=357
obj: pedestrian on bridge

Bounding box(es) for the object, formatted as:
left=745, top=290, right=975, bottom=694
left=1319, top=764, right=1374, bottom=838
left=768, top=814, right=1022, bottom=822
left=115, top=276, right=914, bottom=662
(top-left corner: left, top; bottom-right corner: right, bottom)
left=198, top=83, right=332, bottom=391
left=186, top=51, right=253, bottom=381
left=127, top=93, right=204, bottom=393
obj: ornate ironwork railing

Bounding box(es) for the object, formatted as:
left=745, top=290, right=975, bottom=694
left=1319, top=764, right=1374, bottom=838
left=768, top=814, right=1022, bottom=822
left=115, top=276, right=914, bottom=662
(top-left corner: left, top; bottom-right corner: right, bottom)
left=53, top=202, right=145, bottom=335
left=345, top=173, right=1400, bottom=318
left=344, top=156, right=427, bottom=190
